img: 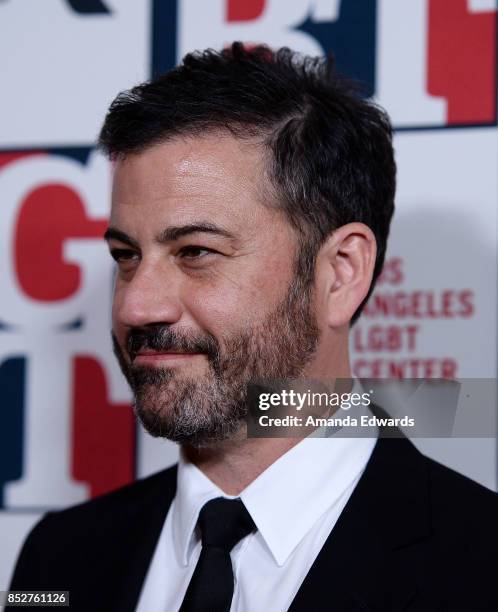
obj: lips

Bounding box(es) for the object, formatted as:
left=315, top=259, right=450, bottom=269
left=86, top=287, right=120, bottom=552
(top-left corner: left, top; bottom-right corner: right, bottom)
left=137, top=349, right=193, bottom=356
left=132, top=349, right=202, bottom=364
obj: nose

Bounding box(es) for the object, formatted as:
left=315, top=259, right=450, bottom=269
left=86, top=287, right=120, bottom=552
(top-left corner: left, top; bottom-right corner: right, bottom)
left=113, top=263, right=183, bottom=329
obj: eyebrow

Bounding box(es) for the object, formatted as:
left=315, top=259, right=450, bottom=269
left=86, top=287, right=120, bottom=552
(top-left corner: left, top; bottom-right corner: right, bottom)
left=103, top=227, right=139, bottom=249
left=103, top=222, right=236, bottom=248
left=156, top=222, right=235, bottom=243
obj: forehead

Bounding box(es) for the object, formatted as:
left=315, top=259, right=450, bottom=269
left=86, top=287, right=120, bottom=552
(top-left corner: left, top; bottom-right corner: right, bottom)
left=110, top=133, right=271, bottom=230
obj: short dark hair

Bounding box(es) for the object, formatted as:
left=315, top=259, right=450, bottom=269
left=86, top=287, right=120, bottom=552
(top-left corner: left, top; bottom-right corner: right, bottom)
left=99, top=42, right=396, bottom=324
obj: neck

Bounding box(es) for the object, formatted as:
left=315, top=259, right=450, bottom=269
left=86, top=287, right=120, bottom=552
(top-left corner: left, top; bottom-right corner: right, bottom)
left=183, top=351, right=352, bottom=496
left=182, top=432, right=303, bottom=496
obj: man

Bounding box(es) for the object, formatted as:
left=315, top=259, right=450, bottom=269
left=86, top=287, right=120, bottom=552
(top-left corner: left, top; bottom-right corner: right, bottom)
left=8, top=44, right=497, bottom=611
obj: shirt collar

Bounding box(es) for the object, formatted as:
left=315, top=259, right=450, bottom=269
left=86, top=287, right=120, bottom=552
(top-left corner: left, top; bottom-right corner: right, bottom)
left=172, top=447, right=237, bottom=567
left=171, top=380, right=377, bottom=568
left=239, top=434, right=376, bottom=566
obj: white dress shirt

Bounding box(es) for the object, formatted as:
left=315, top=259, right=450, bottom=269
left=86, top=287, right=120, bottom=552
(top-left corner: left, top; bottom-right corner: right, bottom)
left=136, top=420, right=377, bottom=612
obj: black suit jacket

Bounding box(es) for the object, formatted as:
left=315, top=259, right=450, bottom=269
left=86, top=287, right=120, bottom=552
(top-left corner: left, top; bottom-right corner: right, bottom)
left=7, top=437, right=498, bottom=611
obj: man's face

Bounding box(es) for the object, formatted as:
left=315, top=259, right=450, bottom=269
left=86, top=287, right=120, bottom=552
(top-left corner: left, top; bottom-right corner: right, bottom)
left=107, top=133, right=320, bottom=447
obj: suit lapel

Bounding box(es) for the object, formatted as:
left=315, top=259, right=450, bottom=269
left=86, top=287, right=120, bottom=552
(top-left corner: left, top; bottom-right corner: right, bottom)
left=110, top=466, right=178, bottom=612
left=288, top=437, right=430, bottom=612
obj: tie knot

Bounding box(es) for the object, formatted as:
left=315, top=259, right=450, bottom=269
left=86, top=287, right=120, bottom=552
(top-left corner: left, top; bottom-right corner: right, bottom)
left=198, top=497, right=256, bottom=552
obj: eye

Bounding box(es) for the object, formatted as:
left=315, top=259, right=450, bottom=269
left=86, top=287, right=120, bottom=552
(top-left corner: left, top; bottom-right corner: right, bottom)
left=109, top=248, right=139, bottom=263
left=178, top=245, right=217, bottom=260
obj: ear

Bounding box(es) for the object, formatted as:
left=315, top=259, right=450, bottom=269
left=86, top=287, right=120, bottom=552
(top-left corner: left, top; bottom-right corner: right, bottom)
left=314, top=222, right=377, bottom=328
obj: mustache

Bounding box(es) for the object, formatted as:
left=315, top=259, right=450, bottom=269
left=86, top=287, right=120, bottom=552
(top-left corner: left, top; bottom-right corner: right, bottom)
left=123, top=325, right=220, bottom=363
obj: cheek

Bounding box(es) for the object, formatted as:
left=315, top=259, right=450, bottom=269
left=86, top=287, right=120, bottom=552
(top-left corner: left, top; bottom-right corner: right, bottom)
left=184, top=267, right=291, bottom=333
left=111, top=291, right=126, bottom=337
left=185, top=286, right=244, bottom=333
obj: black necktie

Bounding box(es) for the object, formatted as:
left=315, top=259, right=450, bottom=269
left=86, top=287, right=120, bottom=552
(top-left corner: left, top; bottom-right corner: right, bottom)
left=179, top=497, right=257, bottom=612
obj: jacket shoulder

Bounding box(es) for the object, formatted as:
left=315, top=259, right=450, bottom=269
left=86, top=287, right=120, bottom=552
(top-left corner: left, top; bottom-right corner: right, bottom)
left=416, top=447, right=497, bottom=562
left=8, top=465, right=178, bottom=606
left=422, top=450, right=496, bottom=509
left=44, top=463, right=177, bottom=528
left=9, top=464, right=178, bottom=585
